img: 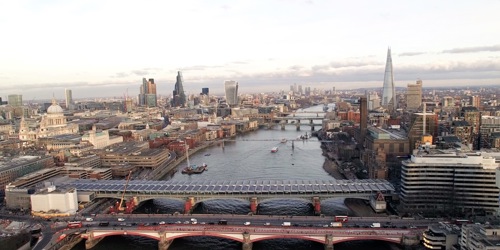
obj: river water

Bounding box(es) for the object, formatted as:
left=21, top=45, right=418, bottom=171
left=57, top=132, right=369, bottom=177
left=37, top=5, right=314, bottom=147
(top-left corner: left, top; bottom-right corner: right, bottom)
left=72, top=105, right=403, bottom=250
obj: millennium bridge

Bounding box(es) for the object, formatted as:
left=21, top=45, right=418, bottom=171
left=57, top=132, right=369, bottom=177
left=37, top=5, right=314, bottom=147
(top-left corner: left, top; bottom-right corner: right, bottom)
left=61, top=179, right=395, bottom=214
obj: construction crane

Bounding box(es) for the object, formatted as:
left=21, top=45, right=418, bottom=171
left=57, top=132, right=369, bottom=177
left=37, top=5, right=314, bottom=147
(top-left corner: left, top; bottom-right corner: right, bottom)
left=109, top=170, right=133, bottom=214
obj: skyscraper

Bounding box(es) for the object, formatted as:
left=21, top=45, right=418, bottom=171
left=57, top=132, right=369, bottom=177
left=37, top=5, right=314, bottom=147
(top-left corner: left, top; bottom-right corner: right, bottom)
left=138, top=78, right=157, bottom=107
left=8, top=94, right=22, bottom=107
left=172, top=71, right=186, bottom=107
left=406, top=79, right=422, bottom=111
left=65, top=89, right=73, bottom=110
left=224, top=80, right=239, bottom=106
left=381, top=48, right=396, bottom=110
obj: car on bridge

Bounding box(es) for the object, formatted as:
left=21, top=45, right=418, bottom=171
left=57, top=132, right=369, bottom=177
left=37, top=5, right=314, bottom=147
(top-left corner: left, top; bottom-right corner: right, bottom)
left=244, top=222, right=251, bottom=226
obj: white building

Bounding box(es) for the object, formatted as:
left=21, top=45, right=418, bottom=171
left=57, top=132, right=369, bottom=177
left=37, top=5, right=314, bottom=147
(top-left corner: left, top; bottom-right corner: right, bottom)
left=81, top=125, right=123, bottom=149
left=401, top=148, right=500, bottom=215
left=460, top=224, right=500, bottom=250
left=31, top=186, right=78, bottom=215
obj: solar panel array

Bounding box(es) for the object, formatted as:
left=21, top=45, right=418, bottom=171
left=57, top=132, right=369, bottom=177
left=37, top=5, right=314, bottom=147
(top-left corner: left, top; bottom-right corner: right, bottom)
left=61, top=179, right=394, bottom=195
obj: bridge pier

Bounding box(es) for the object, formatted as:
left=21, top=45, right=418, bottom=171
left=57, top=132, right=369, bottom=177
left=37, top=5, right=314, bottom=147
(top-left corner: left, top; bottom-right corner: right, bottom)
left=184, top=197, right=195, bottom=214
left=85, top=233, right=104, bottom=249
left=250, top=197, right=258, bottom=214
left=312, top=196, right=321, bottom=215
left=158, top=235, right=173, bottom=250
left=296, top=121, right=301, bottom=131
left=325, top=234, right=334, bottom=250
left=281, top=122, right=285, bottom=130
left=242, top=232, right=252, bottom=250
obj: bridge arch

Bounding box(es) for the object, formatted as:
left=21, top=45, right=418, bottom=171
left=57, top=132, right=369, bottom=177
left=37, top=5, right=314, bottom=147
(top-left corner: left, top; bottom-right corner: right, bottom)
left=249, top=234, right=325, bottom=244
left=333, top=236, right=401, bottom=245
left=167, top=232, right=244, bottom=243
left=91, top=231, right=161, bottom=241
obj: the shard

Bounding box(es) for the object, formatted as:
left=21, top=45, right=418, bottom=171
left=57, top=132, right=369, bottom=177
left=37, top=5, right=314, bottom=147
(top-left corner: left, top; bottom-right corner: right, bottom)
left=381, top=48, right=396, bottom=110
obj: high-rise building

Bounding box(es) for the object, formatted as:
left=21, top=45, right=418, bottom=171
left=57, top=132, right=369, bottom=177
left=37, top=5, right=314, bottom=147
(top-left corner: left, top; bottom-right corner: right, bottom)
left=470, top=95, right=481, bottom=108
left=171, top=71, right=186, bottom=107
left=381, top=48, right=396, bottom=111
left=359, top=96, right=368, bottom=147
left=8, top=94, right=22, bottom=107
left=406, top=79, right=422, bottom=111
left=201, top=88, right=209, bottom=96
left=65, top=89, right=73, bottom=110
left=407, top=112, right=438, bottom=152
left=400, top=148, right=500, bottom=214
left=138, top=78, right=157, bottom=107
left=224, top=80, right=239, bottom=106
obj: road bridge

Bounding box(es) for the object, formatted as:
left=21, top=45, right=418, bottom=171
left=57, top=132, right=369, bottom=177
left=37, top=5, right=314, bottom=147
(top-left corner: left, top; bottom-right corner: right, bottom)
left=60, top=179, right=395, bottom=214
left=81, top=225, right=421, bottom=250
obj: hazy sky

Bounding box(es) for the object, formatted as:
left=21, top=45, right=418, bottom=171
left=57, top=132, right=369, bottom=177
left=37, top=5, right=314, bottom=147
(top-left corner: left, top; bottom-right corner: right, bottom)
left=1, top=0, right=499, bottom=100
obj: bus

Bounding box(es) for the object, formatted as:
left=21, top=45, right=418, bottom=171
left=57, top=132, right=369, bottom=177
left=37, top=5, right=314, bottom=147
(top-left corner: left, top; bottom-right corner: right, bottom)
left=334, top=216, right=348, bottom=222
left=67, top=221, right=83, bottom=229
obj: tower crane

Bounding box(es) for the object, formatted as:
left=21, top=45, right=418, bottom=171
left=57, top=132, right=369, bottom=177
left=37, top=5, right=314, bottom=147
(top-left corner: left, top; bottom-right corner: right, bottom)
left=110, top=170, right=133, bottom=214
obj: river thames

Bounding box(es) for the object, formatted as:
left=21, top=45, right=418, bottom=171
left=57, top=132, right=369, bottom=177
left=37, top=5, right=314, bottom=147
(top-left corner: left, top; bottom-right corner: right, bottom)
left=72, top=106, right=404, bottom=250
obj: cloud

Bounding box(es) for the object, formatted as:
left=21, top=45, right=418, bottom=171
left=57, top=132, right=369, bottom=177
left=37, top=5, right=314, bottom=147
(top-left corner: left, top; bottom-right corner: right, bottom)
left=113, top=72, right=129, bottom=78
left=399, top=52, right=426, bottom=56
left=179, top=65, right=223, bottom=71
left=442, top=45, right=500, bottom=53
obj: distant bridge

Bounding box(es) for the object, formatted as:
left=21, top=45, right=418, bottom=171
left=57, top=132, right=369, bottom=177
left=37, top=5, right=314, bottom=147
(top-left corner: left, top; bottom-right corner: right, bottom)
left=81, top=225, right=421, bottom=250
left=60, top=179, right=395, bottom=214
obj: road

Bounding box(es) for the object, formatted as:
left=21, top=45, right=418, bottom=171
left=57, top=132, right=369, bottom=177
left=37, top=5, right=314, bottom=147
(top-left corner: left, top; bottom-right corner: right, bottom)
left=2, top=213, right=437, bottom=250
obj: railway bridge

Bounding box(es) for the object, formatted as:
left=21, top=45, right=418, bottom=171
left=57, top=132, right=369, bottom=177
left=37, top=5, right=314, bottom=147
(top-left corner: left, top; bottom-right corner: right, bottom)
left=81, top=225, right=421, bottom=250
left=60, top=179, right=395, bottom=214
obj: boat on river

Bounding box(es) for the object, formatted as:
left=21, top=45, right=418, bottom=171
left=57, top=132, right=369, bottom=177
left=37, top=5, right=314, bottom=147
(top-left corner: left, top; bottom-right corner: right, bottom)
left=182, top=163, right=208, bottom=174
left=280, top=138, right=287, bottom=143
left=271, top=147, right=278, bottom=153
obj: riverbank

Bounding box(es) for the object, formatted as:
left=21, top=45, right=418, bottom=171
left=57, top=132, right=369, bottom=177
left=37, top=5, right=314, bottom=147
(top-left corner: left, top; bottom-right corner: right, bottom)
left=322, top=158, right=344, bottom=180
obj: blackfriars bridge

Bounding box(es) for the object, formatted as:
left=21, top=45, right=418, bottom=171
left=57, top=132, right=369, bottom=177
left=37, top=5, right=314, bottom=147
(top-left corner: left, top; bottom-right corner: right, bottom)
left=82, top=225, right=421, bottom=250
left=61, top=179, right=395, bottom=214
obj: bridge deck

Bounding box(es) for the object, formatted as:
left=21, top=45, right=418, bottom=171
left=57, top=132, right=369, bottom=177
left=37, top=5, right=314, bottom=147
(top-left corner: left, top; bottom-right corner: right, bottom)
left=61, top=179, right=394, bottom=196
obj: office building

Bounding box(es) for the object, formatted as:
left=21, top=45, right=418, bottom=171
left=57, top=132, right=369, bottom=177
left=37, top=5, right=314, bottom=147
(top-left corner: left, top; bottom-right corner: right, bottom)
left=400, top=148, right=500, bottom=215
left=138, top=78, right=157, bottom=107
left=8, top=94, right=22, bottom=107
left=461, top=107, right=481, bottom=134
left=460, top=224, right=500, bottom=250
left=470, top=95, right=481, bottom=108
left=381, top=48, right=396, bottom=111
left=201, top=88, right=209, bottom=96
left=172, top=71, right=186, bottom=107
left=407, top=112, right=438, bottom=152
left=224, top=80, right=239, bottom=106
left=406, top=80, right=422, bottom=111
left=359, top=96, right=368, bottom=146
left=0, top=155, right=55, bottom=194
left=65, top=89, right=73, bottom=110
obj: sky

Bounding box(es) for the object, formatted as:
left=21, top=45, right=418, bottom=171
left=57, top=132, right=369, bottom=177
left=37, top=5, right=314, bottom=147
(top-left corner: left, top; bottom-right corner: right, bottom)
left=1, top=0, right=499, bottom=100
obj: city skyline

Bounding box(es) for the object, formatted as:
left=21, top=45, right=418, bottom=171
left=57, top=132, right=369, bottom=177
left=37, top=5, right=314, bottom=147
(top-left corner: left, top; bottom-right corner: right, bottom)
left=1, top=1, right=499, bottom=100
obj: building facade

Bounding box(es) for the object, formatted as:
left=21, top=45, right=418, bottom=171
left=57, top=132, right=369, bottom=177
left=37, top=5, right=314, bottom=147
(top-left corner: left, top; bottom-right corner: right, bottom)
left=171, top=71, right=186, bottom=107
left=406, top=80, right=422, bottom=111
left=8, top=94, right=23, bottom=107
left=224, top=80, right=239, bottom=106
left=138, top=78, right=157, bottom=107
left=65, top=89, right=73, bottom=110
left=400, top=149, right=500, bottom=215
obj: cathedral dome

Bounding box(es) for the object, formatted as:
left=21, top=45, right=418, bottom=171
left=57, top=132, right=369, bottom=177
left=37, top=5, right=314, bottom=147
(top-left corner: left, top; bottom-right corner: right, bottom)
left=47, top=98, right=64, bottom=114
